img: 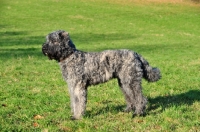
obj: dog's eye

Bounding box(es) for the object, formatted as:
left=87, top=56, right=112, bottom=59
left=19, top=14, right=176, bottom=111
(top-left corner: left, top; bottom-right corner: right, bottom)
left=51, top=40, right=60, bottom=45
left=51, top=40, right=56, bottom=43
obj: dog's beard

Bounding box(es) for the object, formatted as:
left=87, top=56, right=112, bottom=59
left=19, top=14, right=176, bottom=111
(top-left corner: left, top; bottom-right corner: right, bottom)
left=42, top=44, right=62, bottom=60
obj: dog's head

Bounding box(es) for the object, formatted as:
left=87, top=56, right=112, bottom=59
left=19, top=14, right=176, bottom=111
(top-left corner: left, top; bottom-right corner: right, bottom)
left=42, top=30, right=76, bottom=62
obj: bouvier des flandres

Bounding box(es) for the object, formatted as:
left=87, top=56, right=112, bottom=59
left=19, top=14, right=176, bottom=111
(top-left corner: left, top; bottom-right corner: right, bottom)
left=42, top=30, right=161, bottom=120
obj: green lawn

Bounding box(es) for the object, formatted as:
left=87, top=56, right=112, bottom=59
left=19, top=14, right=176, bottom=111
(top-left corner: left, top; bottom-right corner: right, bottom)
left=0, top=0, right=200, bottom=131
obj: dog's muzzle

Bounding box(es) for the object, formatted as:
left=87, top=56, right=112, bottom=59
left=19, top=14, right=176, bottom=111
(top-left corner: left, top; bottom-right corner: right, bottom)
left=42, top=44, right=49, bottom=56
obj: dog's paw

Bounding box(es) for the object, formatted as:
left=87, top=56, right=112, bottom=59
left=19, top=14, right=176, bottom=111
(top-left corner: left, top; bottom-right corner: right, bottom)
left=123, top=106, right=133, bottom=113
left=70, top=116, right=82, bottom=120
left=132, top=110, right=147, bottom=118
left=70, top=116, right=78, bottom=120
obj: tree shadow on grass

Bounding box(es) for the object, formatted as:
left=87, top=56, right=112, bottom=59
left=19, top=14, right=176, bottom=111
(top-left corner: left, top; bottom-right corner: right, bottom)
left=71, top=32, right=137, bottom=43
left=0, top=31, right=138, bottom=60
left=0, top=48, right=43, bottom=60
left=0, top=30, right=45, bottom=60
left=0, top=31, right=44, bottom=46
left=0, top=30, right=183, bottom=60
left=85, top=90, right=200, bottom=118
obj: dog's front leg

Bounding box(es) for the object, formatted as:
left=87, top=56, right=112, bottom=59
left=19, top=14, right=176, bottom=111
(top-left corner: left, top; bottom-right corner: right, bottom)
left=69, top=82, right=87, bottom=120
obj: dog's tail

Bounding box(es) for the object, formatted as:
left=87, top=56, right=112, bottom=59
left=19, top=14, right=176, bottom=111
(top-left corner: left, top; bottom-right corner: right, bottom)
left=136, top=53, right=161, bottom=82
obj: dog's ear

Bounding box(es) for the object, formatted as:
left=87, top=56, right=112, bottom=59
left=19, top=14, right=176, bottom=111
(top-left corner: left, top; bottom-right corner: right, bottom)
left=59, top=31, right=69, bottom=40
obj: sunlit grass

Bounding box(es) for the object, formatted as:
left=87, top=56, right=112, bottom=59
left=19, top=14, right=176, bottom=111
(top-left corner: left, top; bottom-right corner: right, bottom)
left=0, top=0, right=200, bottom=131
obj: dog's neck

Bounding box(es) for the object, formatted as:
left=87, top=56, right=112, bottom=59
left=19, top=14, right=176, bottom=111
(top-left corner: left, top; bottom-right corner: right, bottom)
left=58, top=49, right=78, bottom=62
left=59, top=52, right=74, bottom=63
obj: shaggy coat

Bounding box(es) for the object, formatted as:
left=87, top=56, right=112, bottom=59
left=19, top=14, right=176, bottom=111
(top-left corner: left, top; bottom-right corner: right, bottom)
left=42, top=30, right=161, bottom=120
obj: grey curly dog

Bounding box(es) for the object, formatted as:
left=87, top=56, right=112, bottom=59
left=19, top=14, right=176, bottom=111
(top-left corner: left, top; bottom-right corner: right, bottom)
left=42, top=30, right=161, bottom=120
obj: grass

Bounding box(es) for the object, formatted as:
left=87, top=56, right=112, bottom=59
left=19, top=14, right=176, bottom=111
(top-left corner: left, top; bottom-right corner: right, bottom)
left=0, top=0, right=200, bottom=131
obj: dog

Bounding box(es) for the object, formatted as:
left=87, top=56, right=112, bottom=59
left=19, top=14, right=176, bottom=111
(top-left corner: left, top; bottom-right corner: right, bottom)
left=42, top=30, right=161, bottom=120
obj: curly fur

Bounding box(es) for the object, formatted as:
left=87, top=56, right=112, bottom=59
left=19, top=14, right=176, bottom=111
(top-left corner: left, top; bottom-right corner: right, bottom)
left=42, top=30, right=161, bottom=120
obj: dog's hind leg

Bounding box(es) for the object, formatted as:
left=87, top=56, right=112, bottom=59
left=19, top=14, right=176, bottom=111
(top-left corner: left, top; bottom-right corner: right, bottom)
left=129, top=66, right=147, bottom=116
left=130, top=80, right=147, bottom=117
left=117, top=78, right=135, bottom=112
left=69, top=81, right=88, bottom=120
left=118, top=64, right=147, bottom=116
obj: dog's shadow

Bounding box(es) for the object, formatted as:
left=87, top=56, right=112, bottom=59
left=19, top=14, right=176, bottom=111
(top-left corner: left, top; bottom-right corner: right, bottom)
left=85, top=90, right=200, bottom=118
left=147, top=90, right=200, bottom=114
